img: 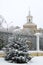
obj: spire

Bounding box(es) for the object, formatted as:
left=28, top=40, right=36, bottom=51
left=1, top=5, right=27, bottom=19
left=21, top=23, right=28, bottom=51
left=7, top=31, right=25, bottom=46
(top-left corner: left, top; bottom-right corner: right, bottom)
left=29, top=10, right=30, bottom=16
left=29, top=8, right=31, bottom=16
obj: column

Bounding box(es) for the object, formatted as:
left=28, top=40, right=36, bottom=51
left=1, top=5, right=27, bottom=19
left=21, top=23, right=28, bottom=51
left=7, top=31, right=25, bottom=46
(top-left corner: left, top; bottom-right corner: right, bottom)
left=36, top=35, right=39, bottom=51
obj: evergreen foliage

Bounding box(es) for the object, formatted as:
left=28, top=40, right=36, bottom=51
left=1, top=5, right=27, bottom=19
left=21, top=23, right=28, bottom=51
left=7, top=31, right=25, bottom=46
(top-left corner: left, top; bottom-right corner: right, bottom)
left=4, top=34, right=31, bottom=63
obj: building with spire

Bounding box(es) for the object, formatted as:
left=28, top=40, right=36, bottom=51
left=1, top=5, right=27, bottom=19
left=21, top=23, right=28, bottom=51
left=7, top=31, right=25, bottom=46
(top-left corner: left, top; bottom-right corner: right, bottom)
left=21, top=10, right=43, bottom=56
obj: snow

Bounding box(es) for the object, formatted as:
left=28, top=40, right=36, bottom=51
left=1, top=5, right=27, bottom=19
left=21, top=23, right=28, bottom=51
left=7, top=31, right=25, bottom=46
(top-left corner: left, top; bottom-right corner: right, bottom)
left=28, top=51, right=43, bottom=53
left=0, top=56, right=43, bottom=65
left=0, top=50, right=4, bottom=53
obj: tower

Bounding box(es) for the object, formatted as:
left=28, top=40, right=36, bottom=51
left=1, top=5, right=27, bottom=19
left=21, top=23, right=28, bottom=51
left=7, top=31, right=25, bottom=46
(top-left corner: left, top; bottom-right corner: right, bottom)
left=23, top=10, right=37, bottom=33
left=27, top=10, right=33, bottom=23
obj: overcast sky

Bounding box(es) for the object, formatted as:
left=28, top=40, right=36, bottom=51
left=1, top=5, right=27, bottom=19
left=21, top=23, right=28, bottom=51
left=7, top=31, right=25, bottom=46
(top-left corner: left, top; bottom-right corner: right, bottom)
left=0, top=0, right=43, bottom=28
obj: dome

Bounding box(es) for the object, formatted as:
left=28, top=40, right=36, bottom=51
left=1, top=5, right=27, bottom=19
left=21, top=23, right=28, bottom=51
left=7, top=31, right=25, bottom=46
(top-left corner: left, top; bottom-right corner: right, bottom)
left=23, top=22, right=37, bottom=28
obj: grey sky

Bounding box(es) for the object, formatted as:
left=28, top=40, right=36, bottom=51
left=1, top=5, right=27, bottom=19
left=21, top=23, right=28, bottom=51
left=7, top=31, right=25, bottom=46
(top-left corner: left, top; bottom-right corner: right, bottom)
left=0, top=0, right=43, bottom=28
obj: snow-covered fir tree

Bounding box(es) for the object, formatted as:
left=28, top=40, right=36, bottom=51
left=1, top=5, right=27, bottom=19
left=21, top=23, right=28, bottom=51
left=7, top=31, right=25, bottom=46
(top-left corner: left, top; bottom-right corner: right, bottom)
left=4, top=34, right=31, bottom=63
